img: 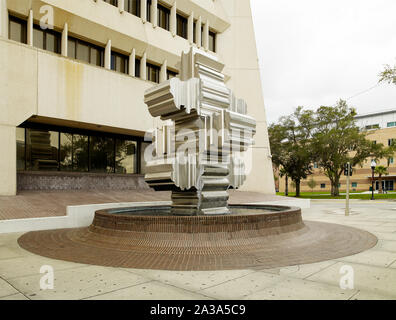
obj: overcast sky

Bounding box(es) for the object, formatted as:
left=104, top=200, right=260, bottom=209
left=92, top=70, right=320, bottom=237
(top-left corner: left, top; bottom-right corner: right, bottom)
left=251, top=0, right=396, bottom=124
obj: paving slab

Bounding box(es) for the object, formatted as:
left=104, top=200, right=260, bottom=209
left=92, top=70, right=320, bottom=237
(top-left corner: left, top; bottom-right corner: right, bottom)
left=350, top=290, right=396, bottom=300
left=0, top=278, right=19, bottom=298
left=124, top=268, right=255, bottom=292
left=0, top=293, right=29, bottom=300
left=335, top=249, right=396, bottom=268
left=85, top=280, right=212, bottom=300
left=197, top=272, right=283, bottom=300
left=243, top=277, right=357, bottom=300
left=7, top=265, right=153, bottom=300
left=306, top=261, right=396, bottom=298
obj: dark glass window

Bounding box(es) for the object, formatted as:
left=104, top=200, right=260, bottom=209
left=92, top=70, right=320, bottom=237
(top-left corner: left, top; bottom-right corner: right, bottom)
left=167, top=69, right=178, bottom=80
left=33, top=24, right=61, bottom=54
left=201, top=26, right=204, bottom=47
left=147, top=0, right=152, bottom=22
left=140, top=142, right=150, bottom=174
left=26, top=129, right=59, bottom=171
left=111, top=51, right=129, bottom=74
left=124, top=0, right=140, bottom=17
left=89, top=136, right=115, bottom=173
left=176, top=14, right=188, bottom=39
left=68, top=37, right=104, bottom=67
left=16, top=127, right=25, bottom=171
left=193, top=21, right=196, bottom=44
left=116, top=140, right=137, bottom=174
left=320, top=184, right=326, bottom=189
left=135, top=58, right=141, bottom=78
left=157, top=4, right=170, bottom=30
left=209, top=30, right=216, bottom=52
left=103, top=0, right=118, bottom=7
left=147, top=63, right=160, bottom=83
left=60, top=133, right=89, bottom=172
left=60, top=133, right=73, bottom=171
left=9, top=15, right=27, bottom=44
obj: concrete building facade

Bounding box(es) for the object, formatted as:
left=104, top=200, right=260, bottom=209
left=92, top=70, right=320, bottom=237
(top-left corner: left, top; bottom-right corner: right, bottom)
left=0, top=0, right=275, bottom=196
left=277, top=109, right=396, bottom=194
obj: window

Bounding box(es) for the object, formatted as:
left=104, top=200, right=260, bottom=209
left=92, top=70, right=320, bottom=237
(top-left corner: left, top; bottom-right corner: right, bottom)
left=147, top=63, right=160, bottom=83
left=89, top=136, right=115, bottom=173
left=9, top=15, right=27, bottom=44
left=16, top=127, right=25, bottom=171
left=124, top=0, right=140, bottom=17
left=167, top=69, right=178, bottom=80
left=18, top=126, right=142, bottom=174
left=26, top=129, right=59, bottom=171
left=387, top=122, right=396, bottom=128
left=68, top=37, right=104, bottom=67
left=389, top=139, right=395, bottom=147
left=111, top=51, right=129, bottom=74
left=158, top=4, right=170, bottom=30
left=33, top=24, right=61, bottom=54
left=193, top=21, right=197, bottom=44
left=135, top=58, right=141, bottom=78
left=313, top=162, right=318, bottom=169
left=209, top=30, right=216, bottom=52
left=389, top=157, right=394, bottom=165
left=372, top=140, right=377, bottom=145
left=320, top=183, right=326, bottom=189
left=176, top=14, right=188, bottom=39
left=147, top=0, right=152, bottom=22
left=116, top=140, right=137, bottom=174
left=352, top=182, right=358, bottom=188
left=365, top=124, right=380, bottom=130
left=103, top=0, right=118, bottom=7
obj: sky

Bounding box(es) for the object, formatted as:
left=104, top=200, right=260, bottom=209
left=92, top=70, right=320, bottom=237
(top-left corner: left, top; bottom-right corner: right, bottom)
left=251, top=0, right=396, bottom=125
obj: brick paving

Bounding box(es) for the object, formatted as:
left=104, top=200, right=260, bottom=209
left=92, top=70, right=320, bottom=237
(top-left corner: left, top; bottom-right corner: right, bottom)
left=0, top=189, right=283, bottom=220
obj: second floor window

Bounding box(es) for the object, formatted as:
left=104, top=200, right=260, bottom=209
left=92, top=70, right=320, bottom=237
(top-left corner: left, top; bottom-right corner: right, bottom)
left=209, top=30, right=216, bottom=52
left=33, top=24, right=61, bottom=54
left=68, top=37, right=104, bottom=67
left=158, top=4, right=170, bottom=30
left=111, top=51, right=129, bottom=74
left=104, top=0, right=118, bottom=7
left=177, top=14, right=188, bottom=39
left=9, top=15, right=27, bottom=44
left=135, top=58, right=141, bottom=78
left=124, top=0, right=140, bottom=17
left=147, top=63, right=160, bottom=83
left=167, top=69, right=178, bottom=80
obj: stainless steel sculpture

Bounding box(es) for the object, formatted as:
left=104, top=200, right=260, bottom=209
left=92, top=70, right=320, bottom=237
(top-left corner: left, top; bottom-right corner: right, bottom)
left=144, top=47, right=256, bottom=215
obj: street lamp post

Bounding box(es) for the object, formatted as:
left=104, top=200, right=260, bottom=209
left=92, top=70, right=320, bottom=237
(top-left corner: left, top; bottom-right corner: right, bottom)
left=371, top=160, right=377, bottom=200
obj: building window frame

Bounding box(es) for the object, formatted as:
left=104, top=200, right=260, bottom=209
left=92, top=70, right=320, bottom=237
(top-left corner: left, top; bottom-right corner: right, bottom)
left=8, top=15, right=27, bottom=44
left=176, top=13, right=188, bottom=39
left=111, top=50, right=129, bottom=74
left=33, top=23, right=61, bottom=54
left=146, top=62, right=160, bottom=83
left=157, top=3, right=170, bottom=31
left=68, top=36, right=105, bottom=67
left=124, top=0, right=141, bottom=17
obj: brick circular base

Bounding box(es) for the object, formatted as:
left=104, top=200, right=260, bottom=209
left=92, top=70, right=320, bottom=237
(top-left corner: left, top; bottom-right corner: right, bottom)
left=17, top=205, right=377, bottom=271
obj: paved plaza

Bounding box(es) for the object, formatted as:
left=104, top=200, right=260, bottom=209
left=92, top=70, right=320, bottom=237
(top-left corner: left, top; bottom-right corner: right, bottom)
left=1, top=200, right=396, bottom=300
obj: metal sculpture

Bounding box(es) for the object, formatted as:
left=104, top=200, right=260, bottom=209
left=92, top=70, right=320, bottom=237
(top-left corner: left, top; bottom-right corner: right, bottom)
left=144, top=47, right=256, bottom=215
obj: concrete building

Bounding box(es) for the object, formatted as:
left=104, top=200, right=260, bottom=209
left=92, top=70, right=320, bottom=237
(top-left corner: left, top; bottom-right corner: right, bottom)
left=0, top=0, right=275, bottom=196
left=278, top=109, right=396, bottom=194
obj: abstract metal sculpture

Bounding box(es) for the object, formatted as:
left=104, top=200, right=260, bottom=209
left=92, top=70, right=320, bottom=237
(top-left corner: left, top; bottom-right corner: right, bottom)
left=144, top=47, right=256, bottom=215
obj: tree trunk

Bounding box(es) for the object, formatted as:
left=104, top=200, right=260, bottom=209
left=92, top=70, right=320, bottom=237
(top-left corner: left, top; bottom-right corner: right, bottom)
left=285, top=175, right=289, bottom=196
left=295, top=179, right=301, bottom=197
left=331, top=176, right=341, bottom=196
left=379, top=174, right=383, bottom=194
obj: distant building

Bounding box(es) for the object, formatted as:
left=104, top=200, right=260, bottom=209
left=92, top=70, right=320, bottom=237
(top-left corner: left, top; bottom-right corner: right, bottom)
left=277, top=109, right=396, bottom=193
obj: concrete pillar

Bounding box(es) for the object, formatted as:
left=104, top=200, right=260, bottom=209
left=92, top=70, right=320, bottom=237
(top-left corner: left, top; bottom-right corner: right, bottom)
left=196, top=16, right=201, bottom=47
left=203, top=19, right=209, bottom=51
left=0, top=125, right=16, bottom=196
left=170, top=1, right=176, bottom=36
left=27, top=9, right=33, bottom=46
left=188, top=11, right=194, bottom=44
left=151, top=0, right=157, bottom=27
left=140, top=51, right=147, bottom=80
left=129, top=48, right=136, bottom=77
left=61, top=23, right=68, bottom=57
left=105, top=39, right=111, bottom=69
left=160, top=59, right=167, bottom=83
left=141, top=0, right=147, bottom=23
left=118, top=0, right=124, bottom=13
left=0, top=0, right=8, bottom=39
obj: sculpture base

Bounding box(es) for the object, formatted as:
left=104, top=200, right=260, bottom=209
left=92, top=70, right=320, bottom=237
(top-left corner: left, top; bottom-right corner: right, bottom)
left=171, top=189, right=230, bottom=215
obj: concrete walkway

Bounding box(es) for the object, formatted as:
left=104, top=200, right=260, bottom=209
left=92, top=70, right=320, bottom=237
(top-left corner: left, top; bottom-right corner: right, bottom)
left=0, top=200, right=396, bottom=300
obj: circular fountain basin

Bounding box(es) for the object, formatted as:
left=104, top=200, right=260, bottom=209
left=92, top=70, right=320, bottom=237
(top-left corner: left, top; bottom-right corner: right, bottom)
left=18, top=204, right=377, bottom=271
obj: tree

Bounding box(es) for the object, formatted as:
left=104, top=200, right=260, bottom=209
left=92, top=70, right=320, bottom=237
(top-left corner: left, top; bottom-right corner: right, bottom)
left=307, top=177, right=317, bottom=192
left=374, top=165, right=388, bottom=194
left=379, top=64, right=396, bottom=85
left=269, top=107, right=315, bottom=197
left=279, top=167, right=288, bottom=196
left=312, top=100, right=393, bottom=196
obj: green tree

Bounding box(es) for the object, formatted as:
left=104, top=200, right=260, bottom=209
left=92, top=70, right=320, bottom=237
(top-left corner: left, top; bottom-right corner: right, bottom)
left=269, top=107, right=315, bottom=197
left=374, top=165, right=388, bottom=194
left=379, top=64, right=396, bottom=85
left=307, top=177, right=317, bottom=192
left=312, top=100, right=393, bottom=196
